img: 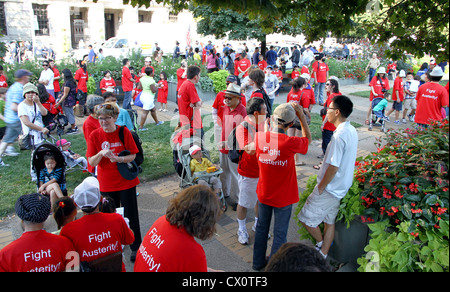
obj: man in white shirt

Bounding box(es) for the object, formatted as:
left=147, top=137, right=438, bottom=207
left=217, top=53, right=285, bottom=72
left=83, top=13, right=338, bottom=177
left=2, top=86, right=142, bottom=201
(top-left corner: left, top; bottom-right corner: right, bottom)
left=38, top=60, right=54, bottom=97
left=298, top=94, right=358, bottom=259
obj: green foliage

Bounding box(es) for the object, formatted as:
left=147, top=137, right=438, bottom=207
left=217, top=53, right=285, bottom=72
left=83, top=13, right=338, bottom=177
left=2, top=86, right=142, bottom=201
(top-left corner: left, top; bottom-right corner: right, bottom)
left=327, top=58, right=370, bottom=81
left=207, top=70, right=229, bottom=93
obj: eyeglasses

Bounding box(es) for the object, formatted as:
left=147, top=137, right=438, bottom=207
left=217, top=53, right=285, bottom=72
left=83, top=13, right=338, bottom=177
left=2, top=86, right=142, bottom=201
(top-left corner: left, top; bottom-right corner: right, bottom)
left=98, top=116, right=113, bottom=122
left=327, top=107, right=338, bottom=110
left=224, top=95, right=238, bottom=100
left=43, top=64, right=49, bottom=67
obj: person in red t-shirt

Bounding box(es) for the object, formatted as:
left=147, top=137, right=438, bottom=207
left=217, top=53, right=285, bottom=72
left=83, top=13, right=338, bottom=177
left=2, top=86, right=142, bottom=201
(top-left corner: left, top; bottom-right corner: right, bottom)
left=235, top=97, right=267, bottom=245
left=83, top=95, right=104, bottom=173
left=291, top=65, right=300, bottom=80
left=313, top=56, right=329, bottom=105
left=252, top=102, right=311, bottom=271
left=316, top=78, right=341, bottom=167
left=272, top=65, right=283, bottom=96
left=174, top=60, right=187, bottom=113
left=60, top=177, right=135, bottom=271
left=385, top=70, right=405, bottom=124
left=219, top=83, right=247, bottom=211
left=121, top=58, right=135, bottom=110
left=0, top=193, right=75, bottom=272
left=286, top=77, right=311, bottom=166
left=140, top=57, right=155, bottom=78
left=177, top=65, right=203, bottom=133
left=367, top=67, right=390, bottom=124
left=0, top=65, right=8, bottom=88
left=257, top=54, right=267, bottom=71
left=238, top=52, right=252, bottom=79
left=49, top=60, right=60, bottom=98
left=212, top=75, right=246, bottom=146
left=86, top=103, right=142, bottom=261
left=99, top=70, right=116, bottom=95
left=134, top=185, right=222, bottom=272
left=157, top=71, right=168, bottom=112
left=74, top=60, right=89, bottom=114
left=415, top=66, right=449, bottom=126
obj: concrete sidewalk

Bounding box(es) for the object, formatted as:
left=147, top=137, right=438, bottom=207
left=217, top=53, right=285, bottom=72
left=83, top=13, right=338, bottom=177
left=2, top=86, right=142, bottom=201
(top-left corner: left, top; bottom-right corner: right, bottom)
left=0, top=78, right=433, bottom=272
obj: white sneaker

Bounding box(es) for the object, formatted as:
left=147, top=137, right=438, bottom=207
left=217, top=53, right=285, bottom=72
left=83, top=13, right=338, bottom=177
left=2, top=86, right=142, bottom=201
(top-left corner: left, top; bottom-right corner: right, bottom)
left=237, top=229, right=249, bottom=245
left=3, top=146, right=19, bottom=157
left=0, top=159, right=9, bottom=167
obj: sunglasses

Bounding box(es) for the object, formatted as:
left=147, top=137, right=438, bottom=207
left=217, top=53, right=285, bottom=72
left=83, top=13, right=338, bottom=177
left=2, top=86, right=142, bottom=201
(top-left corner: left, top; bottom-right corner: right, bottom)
left=96, top=103, right=119, bottom=114
left=43, top=64, right=49, bottom=67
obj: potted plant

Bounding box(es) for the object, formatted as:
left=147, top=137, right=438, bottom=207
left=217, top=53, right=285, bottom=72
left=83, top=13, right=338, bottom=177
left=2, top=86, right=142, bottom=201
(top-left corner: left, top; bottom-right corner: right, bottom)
left=295, top=119, right=449, bottom=272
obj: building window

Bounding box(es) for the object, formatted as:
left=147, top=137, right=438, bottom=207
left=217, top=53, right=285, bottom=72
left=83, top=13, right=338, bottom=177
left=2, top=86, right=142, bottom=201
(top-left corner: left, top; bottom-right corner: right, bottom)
left=169, top=12, right=178, bottom=23
left=0, top=2, right=7, bottom=35
left=32, top=4, right=49, bottom=36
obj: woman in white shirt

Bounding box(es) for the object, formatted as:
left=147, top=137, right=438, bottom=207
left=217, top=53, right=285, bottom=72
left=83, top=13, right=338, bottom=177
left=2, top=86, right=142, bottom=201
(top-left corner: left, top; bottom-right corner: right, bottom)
left=18, top=83, right=49, bottom=147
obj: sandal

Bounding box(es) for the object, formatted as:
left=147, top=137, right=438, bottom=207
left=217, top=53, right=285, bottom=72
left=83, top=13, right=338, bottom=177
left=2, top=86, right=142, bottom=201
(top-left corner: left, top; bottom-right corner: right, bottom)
left=313, top=165, right=321, bottom=170
left=365, top=119, right=370, bottom=125
left=295, top=162, right=306, bottom=166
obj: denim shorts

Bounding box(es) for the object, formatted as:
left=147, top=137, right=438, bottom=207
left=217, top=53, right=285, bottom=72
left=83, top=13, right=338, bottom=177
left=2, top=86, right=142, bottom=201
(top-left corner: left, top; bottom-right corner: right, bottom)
left=392, top=101, right=402, bottom=111
left=2, top=121, right=22, bottom=144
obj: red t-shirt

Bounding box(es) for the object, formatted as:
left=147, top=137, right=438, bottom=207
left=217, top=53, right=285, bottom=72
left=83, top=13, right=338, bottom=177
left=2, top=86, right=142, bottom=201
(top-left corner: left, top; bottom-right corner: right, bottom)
left=369, top=76, right=390, bottom=101
left=0, top=74, right=8, bottom=88
left=83, top=115, right=101, bottom=173
left=121, top=66, right=133, bottom=92
left=415, top=82, right=449, bottom=125
left=212, top=91, right=246, bottom=127
left=392, top=76, right=404, bottom=102
left=236, top=117, right=262, bottom=178
left=141, top=65, right=155, bottom=75
left=86, top=126, right=140, bottom=192
left=255, top=132, right=309, bottom=207
left=99, top=78, right=116, bottom=94
left=303, top=87, right=315, bottom=105
left=0, top=230, right=74, bottom=272
left=176, top=68, right=186, bottom=91
left=300, top=66, right=310, bottom=75
left=272, top=70, right=283, bottom=82
left=134, top=216, right=207, bottom=272
left=286, top=88, right=310, bottom=109
left=52, top=67, right=60, bottom=92
left=157, top=80, right=168, bottom=103
left=323, top=92, right=342, bottom=132
left=177, top=80, right=202, bottom=129
left=60, top=212, right=134, bottom=271
left=291, top=70, right=300, bottom=80
left=258, top=60, right=267, bottom=70
left=75, top=68, right=88, bottom=93
left=238, top=58, right=251, bottom=77
left=314, top=62, right=329, bottom=83
left=220, top=103, right=247, bottom=154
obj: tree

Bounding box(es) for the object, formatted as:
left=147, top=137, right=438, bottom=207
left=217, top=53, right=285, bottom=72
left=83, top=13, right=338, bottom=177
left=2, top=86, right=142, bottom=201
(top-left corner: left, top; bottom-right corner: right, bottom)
left=122, top=0, right=449, bottom=60
left=190, top=5, right=304, bottom=55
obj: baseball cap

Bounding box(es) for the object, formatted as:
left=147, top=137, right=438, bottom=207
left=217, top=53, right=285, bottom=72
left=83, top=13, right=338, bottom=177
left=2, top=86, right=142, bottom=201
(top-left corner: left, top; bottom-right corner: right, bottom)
left=73, top=177, right=101, bottom=211
left=189, top=145, right=202, bottom=156
left=273, top=103, right=296, bottom=125
left=15, top=69, right=33, bottom=79
left=226, top=75, right=238, bottom=83
left=56, top=139, right=71, bottom=147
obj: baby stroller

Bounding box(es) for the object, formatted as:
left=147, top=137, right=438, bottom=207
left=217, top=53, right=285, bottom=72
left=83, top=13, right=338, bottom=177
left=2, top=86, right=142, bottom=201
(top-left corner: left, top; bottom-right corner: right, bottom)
left=172, top=132, right=227, bottom=212
left=31, top=143, right=68, bottom=196
left=368, top=97, right=386, bottom=132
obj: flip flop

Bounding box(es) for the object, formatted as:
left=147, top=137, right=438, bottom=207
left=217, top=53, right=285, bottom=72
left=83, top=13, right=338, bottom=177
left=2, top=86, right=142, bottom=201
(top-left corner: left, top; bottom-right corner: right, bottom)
left=313, top=165, right=321, bottom=170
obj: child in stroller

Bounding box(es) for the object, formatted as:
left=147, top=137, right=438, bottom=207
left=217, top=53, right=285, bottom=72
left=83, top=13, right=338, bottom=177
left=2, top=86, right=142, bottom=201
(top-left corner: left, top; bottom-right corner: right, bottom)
left=369, top=97, right=388, bottom=132
left=189, top=145, right=222, bottom=196
left=56, top=138, right=88, bottom=171
left=37, top=150, right=67, bottom=207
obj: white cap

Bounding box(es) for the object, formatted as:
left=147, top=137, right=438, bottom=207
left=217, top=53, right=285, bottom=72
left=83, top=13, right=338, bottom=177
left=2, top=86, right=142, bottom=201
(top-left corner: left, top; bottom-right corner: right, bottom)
left=73, top=177, right=101, bottom=210
left=399, top=70, right=406, bottom=77
left=189, top=145, right=202, bottom=156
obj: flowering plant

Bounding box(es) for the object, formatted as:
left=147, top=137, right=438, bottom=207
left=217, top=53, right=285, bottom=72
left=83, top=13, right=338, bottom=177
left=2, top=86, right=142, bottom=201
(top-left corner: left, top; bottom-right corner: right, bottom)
left=354, top=119, right=449, bottom=271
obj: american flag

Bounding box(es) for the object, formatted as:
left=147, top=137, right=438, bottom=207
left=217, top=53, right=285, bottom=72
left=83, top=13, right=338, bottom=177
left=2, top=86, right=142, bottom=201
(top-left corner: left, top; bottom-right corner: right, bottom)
left=186, top=25, right=191, bottom=47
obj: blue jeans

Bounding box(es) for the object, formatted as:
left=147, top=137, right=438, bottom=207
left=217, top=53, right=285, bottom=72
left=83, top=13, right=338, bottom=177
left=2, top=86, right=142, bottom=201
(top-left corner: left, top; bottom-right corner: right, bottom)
left=369, top=68, right=376, bottom=83
left=252, top=202, right=292, bottom=269
left=123, top=91, right=133, bottom=110
left=314, top=82, right=326, bottom=105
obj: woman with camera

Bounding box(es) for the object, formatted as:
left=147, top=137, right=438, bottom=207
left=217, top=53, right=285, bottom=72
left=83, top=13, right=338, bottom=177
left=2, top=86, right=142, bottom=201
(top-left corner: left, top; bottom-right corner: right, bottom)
left=55, top=69, right=78, bottom=134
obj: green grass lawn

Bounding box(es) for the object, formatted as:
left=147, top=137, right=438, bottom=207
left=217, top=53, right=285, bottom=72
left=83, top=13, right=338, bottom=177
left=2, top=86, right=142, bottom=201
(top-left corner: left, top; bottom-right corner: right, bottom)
left=0, top=109, right=355, bottom=216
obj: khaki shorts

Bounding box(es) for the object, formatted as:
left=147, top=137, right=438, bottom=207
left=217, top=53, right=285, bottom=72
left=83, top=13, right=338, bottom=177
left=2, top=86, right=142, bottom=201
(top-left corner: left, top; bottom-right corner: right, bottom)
left=403, top=99, right=417, bottom=110
left=238, top=175, right=258, bottom=209
left=297, top=185, right=340, bottom=227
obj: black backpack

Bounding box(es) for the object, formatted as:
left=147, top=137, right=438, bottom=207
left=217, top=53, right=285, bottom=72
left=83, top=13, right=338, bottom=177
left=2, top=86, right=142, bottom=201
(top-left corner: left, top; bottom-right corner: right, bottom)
left=119, top=126, right=144, bottom=166
left=227, top=121, right=255, bottom=164
left=254, top=88, right=272, bottom=117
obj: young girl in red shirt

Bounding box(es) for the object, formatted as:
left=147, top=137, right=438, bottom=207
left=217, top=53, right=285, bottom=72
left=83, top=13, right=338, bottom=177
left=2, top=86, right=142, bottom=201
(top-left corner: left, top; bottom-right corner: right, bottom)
left=157, top=71, right=168, bottom=112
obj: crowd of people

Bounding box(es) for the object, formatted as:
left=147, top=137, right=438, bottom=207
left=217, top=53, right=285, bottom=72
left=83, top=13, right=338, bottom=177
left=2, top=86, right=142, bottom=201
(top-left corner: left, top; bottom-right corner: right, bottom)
left=0, top=37, right=448, bottom=272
